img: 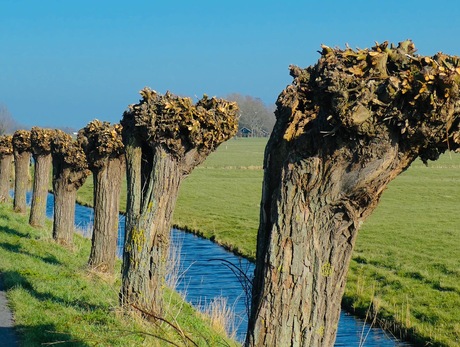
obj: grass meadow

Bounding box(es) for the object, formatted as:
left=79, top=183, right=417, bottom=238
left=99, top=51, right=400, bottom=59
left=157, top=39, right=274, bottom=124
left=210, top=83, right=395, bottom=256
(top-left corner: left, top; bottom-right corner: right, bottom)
left=346, top=156, right=460, bottom=346
left=0, top=204, right=238, bottom=346
left=75, top=137, right=460, bottom=346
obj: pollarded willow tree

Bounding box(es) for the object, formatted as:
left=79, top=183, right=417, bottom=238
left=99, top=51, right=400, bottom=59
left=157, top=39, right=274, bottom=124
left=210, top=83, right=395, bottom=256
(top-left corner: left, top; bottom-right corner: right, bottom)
left=78, top=120, right=125, bottom=273
left=120, top=88, right=238, bottom=316
left=12, top=130, right=31, bottom=213
left=246, top=40, right=460, bottom=347
left=51, top=130, right=90, bottom=245
left=29, top=127, right=55, bottom=228
left=0, top=135, right=13, bottom=202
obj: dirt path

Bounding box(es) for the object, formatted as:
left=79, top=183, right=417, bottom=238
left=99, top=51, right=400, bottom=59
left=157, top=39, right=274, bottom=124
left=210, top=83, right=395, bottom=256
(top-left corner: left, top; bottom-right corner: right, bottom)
left=0, top=277, right=18, bottom=347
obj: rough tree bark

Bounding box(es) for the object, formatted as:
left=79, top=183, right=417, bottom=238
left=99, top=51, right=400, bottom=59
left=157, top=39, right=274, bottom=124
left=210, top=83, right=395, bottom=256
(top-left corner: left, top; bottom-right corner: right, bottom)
left=120, top=88, right=238, bottom=317
left=246, top=41, right=460, bottom=346
left=12, top=130, right=31, bottom=213
left=51, top=130, right=90, bottom=246
left=78, top=120, right=125, bottom=273
left=29, top=127, right=54, bottom=228
left=53, top=174, right=77, bottom=245
left=0, top=135, right=13, bottom=202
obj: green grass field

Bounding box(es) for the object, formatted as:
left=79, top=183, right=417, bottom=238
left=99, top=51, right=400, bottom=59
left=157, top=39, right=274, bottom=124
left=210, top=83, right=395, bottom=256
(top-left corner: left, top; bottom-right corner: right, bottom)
left=76, top=138, right=460, bottom=346
left=346, top=157, right=460, bottom=346
left=0, top=204, right=237, bottom=347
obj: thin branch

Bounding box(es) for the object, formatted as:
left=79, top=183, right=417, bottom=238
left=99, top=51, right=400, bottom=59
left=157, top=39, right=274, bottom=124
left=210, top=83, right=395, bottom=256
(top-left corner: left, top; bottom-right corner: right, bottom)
left=131, top=304, right=199, bottom=347
left=208, top=258, right=253, bottom=322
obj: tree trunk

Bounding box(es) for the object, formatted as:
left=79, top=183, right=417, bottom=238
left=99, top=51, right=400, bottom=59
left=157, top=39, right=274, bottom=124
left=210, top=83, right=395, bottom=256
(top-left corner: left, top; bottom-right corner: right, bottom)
left=120, top=139, right=182, bottom=317
left=245, top=41, right=460, bottom=346
left=13, top=151, right=31, bottom=213
left=29, top=154, right=51, bottom=227
left=246, top=135, right=413, bottom=346
left=52, top=168, right=77, bottom=246
left=0, top=154, right=13, bottom=202
left=88, top=157, right=124, bottom=273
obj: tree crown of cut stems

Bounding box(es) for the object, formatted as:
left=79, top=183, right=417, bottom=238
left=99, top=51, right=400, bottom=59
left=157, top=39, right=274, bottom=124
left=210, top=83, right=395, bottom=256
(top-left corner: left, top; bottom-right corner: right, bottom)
left=0, top=135, right=13, bottom=156
left=282, top=40, right=460, bottom=163
left=30, top=127, right=55, bottom=156
left=12, top=130, right=31, bottom=153
left=51, top=129, right=90, bottom=188
left=77, top=119, right=124, bottom=170
left=121, top=87, right=239, bottom=158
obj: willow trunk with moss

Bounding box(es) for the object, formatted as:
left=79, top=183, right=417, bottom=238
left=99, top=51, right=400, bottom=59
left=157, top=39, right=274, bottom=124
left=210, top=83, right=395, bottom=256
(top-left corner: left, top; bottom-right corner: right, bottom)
left=245, top=41, right=460, bottom=346
left=12, top=130, right=31, bottom=213
left=29, top=127, right=54, bottom=228
left=51, top=130, right=90, bottom=245
left=78, top=120, right=125, bottom=273
left=0, top=135, right=13, bottom=202
left=120, top=88, right=238, bottom=317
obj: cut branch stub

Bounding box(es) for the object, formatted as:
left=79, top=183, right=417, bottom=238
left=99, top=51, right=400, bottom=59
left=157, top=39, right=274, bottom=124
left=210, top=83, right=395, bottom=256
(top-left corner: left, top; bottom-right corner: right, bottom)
left=121, top=87, right=239, bottom=168
left=77, top=120, right=124, bottom=171
left=51, top=130, right=90, bottom=190
left=30, top=127, right=55, bottom=157
left=285, top=39, right=460, bottom=163
left=0, top=135, right=13, bottom=157
left=12, top=130, right=31, bottom=153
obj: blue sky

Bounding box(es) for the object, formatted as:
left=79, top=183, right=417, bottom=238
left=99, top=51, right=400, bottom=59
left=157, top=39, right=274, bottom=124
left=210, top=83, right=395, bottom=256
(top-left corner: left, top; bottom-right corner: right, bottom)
left=1, top=0, right=460, bottom=129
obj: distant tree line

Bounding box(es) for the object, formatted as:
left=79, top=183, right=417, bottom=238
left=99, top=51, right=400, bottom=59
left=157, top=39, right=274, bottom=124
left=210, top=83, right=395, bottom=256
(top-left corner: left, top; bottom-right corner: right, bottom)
left=226, top=93, right=275, bottom=137
left=0, top=104, right=21, bottom=135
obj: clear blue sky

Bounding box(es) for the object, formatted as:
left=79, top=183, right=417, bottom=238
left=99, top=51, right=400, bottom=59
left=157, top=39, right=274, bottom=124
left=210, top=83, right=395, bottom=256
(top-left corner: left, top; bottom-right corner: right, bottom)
left=1, top=0, right=460, bottom=129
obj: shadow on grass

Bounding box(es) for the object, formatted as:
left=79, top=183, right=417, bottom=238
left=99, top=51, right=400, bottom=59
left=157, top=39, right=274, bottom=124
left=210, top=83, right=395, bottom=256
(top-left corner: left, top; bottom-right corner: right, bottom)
left=0, top=238, right=61, bottom=266
left=1, top=270, right=108, bottom=312
left=1, top=274, right=88, bottom=347
left=1, top=271, right=102, bottom=346
left=0, top=224, right=31, bottom=239
left=0, top=241, right=22, bottom=253
left=0, top=241, right=61, bottom=266
left=15, top=323, right=91, bottom=347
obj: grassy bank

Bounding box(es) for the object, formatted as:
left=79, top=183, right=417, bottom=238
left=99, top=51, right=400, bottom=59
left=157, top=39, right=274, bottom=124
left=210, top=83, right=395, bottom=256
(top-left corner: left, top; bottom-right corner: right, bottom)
left=76, top=138, right=460, bottom=346
left=346, top=157, right=460, bottom=346
left=0, top=203, right=237, bottom=346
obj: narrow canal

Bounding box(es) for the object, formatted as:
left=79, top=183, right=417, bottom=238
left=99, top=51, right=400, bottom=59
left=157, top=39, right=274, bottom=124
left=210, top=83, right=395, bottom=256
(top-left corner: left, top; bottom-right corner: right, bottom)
left=38, top=193, right=411, bottom=346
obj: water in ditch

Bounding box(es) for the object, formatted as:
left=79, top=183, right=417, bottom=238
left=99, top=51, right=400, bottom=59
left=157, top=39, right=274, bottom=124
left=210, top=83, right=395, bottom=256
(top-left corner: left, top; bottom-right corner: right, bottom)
left=38, top=192, right=411, bottom=345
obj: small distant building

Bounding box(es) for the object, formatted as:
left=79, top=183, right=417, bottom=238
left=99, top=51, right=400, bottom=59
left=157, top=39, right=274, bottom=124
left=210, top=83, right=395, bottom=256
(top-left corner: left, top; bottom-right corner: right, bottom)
left=239, top=127, right=253, bottom=137
left=237, top=127, right=270, bottom=138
